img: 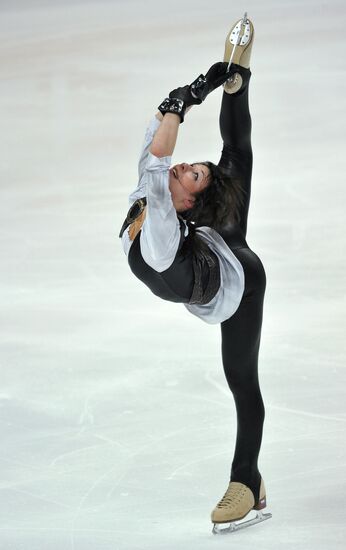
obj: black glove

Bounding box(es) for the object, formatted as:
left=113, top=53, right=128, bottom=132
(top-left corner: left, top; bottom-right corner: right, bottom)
left=167, top=62, right=234, bottom=106
left=190, top=62, right=236, bottom=102
left=158, top=96, right=188, bottom=123
left=158, top=62, right=237, bottom=123
left=158, top=86, right=198, bottom=123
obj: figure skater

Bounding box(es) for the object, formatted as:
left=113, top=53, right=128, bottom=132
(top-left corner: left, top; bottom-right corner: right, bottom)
left=119, top=14, right=272, bottom=533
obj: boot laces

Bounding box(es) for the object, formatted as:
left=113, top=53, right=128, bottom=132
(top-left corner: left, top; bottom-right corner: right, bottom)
left=217, top=484, right=247, bottom=509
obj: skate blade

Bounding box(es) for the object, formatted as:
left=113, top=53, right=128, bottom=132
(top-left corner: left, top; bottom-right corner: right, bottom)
left=225, top=13, right=253, bottom=70
left=212, top=510, right=272, bottom=535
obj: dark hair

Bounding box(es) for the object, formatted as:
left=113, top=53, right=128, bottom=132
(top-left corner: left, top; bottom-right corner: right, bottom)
left=180, top=161, right=246, bottom=231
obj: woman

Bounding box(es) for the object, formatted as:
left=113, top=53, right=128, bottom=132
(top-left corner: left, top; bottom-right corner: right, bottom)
left=120, top=15, right=271, bottom=533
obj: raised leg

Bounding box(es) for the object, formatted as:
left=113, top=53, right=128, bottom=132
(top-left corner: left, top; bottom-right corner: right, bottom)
left=218, top=66, right=253, bottom=238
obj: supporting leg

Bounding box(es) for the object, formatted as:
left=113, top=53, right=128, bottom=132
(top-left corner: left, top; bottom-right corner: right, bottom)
left=220, top=247, right=267, bottom=502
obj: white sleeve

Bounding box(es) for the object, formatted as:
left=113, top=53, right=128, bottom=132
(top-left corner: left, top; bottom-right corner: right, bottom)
left=140, top=152, right=183, bottom=273
left=128, top=116, right=161, bottom=206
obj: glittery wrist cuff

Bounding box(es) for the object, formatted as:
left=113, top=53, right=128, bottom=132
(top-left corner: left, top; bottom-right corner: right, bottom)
left=158, top=97, right=186, bottom=123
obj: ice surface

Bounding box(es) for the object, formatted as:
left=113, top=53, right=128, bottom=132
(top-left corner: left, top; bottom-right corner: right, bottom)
left=1, top=0, right=346, bottom=549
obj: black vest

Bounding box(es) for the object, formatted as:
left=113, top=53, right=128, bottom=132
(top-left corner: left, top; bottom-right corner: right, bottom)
left=120, top=198, right=220, bottom=305
left=128, top=218, right=193, bottom=303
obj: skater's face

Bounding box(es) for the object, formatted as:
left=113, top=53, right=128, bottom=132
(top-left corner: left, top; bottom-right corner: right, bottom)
left=169, top=162, right=210, bottom=212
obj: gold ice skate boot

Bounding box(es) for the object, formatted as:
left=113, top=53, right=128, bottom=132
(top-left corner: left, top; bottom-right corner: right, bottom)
left=223, top=12, right=254, bottom=94
left=211, top=478, right=272, bottom=534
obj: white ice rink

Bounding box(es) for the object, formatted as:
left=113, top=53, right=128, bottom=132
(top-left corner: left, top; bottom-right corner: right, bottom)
left=1, top=0, right=346, bottom=548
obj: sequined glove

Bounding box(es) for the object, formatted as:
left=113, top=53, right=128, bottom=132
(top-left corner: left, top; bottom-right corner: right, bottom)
left=158, top=96, right=187, bottom=122
left=158, top=83, right=201, bottom=123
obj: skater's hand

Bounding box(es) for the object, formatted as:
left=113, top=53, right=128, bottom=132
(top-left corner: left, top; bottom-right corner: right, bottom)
left=189, top=62, right=236, bottom=102
left=168, top=84, right=203, bottom=107
left=159, top=63, right=236, bottom=122
left=158, top=82, right=203, bottom=123
left=157, top=84, right=202, bottom=122
left=205, top=62, right=233, bottom=90
left=166, top=62, right=232, bottom=108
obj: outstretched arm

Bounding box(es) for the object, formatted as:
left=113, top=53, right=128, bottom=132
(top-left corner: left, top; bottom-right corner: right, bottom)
left=150, top=107, right=194, bottom=157
left=122, top=63, right=236, bottom=264
left=150, top=112, right=181, bottom=158
left=150, top=62, right=233, bottom=159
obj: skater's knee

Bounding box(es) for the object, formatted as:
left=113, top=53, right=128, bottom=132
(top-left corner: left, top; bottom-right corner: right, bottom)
left=224, top=366, right=260, bottom=395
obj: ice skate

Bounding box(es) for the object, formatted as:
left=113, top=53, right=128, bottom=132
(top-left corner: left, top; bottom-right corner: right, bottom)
left=223, top=12, right=254, bottom=94
left=211, top=478, right=272, bottom=534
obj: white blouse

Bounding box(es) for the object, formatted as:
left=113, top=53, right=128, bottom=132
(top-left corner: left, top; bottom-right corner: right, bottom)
left=121, top=116, right=245, bottom=324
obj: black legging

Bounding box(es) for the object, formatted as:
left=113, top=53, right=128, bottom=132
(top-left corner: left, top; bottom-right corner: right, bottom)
left=217, top=66, right=266, bottom=505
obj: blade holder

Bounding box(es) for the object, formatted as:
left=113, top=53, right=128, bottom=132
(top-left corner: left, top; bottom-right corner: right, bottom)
left=226, top=12, right=251, bottom=72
